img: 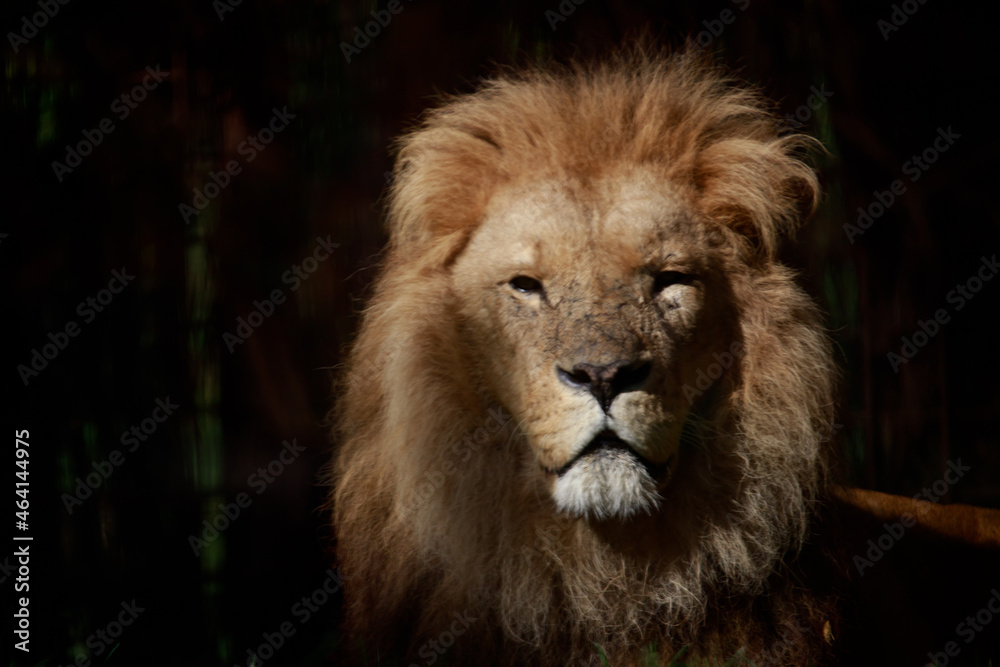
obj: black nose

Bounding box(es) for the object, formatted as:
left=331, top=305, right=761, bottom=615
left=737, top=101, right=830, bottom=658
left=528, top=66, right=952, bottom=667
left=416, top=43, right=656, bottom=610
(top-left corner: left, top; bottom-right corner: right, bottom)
left=557, top=359, right=653, bottom=412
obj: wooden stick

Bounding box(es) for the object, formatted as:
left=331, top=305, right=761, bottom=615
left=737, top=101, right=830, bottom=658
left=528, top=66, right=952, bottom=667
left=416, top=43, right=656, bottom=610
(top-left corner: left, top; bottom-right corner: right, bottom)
left=832, top=486, right=1000, bottom=550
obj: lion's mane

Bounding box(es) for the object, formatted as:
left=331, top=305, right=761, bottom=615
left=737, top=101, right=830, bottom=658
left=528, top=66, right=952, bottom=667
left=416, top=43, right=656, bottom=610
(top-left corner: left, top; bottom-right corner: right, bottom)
left=330, top=49, right=838, bottom=665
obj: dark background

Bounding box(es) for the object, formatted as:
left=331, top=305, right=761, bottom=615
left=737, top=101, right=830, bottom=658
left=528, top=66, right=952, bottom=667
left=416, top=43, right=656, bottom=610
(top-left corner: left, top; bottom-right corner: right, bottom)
left=5, top=0, right=999, bottom=665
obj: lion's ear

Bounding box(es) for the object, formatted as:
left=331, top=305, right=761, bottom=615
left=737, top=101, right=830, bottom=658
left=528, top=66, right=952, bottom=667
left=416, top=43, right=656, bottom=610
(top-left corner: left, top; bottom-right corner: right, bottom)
left=386, top=122, right=504, bottom=254
left=694, top=133, right=820, bottom=261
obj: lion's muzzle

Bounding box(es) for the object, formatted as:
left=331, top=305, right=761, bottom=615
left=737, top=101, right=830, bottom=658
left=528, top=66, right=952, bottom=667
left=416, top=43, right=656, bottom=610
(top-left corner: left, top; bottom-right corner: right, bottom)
left=550, top=429, right=674, bottom=521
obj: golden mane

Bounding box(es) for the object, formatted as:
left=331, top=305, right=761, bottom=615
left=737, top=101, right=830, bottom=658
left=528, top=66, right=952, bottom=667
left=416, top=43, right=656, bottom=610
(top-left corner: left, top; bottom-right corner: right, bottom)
left=330, top=48, right=837, bottom=665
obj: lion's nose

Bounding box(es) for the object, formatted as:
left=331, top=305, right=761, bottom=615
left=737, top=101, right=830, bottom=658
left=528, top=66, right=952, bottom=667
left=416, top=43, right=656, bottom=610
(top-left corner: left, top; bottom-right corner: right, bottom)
left=557, top=359, right=653, bottom=412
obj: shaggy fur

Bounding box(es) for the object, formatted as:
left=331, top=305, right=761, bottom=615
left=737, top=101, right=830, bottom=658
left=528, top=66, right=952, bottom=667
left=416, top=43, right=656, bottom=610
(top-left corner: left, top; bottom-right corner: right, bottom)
left=330, top=48, right=839, bottom=665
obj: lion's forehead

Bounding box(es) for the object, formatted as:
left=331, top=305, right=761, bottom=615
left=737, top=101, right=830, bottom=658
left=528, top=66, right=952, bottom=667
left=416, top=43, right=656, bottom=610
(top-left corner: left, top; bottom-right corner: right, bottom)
left=475, top=173, right=707, bottom=279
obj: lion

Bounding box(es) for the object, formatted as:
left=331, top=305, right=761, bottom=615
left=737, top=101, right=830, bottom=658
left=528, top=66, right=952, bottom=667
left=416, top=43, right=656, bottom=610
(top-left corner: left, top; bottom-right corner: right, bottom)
left=330, top=48, right=841, bottom=665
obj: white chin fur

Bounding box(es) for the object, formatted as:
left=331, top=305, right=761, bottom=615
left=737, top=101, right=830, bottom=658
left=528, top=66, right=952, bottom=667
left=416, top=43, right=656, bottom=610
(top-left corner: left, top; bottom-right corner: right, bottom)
left=552, top=449, right=661, bottom=521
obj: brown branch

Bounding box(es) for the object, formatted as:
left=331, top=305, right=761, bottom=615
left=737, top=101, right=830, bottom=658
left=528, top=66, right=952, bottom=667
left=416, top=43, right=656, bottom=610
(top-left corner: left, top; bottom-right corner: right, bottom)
left=832, top=486, right=1000, bottom=550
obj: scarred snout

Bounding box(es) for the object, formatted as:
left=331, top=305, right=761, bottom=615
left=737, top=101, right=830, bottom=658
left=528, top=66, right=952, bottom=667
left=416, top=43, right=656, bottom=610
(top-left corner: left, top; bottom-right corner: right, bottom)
left=556, top=357, right=654, bottom=413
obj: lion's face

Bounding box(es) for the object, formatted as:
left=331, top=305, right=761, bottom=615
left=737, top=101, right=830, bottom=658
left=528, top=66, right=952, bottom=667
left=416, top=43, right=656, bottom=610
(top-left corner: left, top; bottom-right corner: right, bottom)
left=451, top=167, right=739, bottom=520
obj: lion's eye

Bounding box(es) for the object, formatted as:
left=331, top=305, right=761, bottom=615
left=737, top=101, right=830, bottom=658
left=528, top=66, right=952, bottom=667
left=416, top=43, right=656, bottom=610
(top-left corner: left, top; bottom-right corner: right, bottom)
left=653, top=271, right=690, bottom=293
left=509, top=275, right=543, bottom=294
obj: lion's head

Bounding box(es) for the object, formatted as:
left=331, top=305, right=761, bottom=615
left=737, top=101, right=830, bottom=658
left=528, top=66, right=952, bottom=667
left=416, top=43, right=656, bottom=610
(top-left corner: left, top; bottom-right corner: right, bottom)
left=331, top=49, right=837, bottom=665
left=452, top=170, right=743, bottom=522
